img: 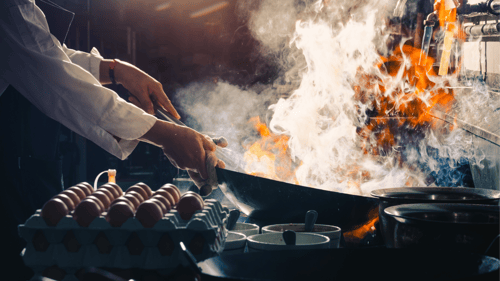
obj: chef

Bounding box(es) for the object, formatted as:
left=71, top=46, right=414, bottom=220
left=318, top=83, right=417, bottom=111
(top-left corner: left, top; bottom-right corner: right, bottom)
left=0, top=0, right=224, bottom=278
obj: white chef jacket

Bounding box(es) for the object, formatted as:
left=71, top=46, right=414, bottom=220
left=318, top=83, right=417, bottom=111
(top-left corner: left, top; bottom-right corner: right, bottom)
left=0, top=0, right=157, bottom=160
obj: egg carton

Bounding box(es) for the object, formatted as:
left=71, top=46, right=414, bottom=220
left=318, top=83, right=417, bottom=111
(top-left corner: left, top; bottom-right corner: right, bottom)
left=19, top=199, right=229, bottom=280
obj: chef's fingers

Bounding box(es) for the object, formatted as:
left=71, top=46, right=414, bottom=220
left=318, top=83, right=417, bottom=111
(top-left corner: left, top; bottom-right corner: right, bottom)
left=217, top=159, right=226, bottom=169
left=135, top=87, right=154, bottom=115
left=151, top=85, right=181, bottom=119
left=212, top=136, right=228, bottom=148
left=187, top=170, right=203, bottom=188
left=128, top=95, right=141, bottom=108
left=196, top=153, right=209, bottom=181
left=202, top=135, right=217, bottom=152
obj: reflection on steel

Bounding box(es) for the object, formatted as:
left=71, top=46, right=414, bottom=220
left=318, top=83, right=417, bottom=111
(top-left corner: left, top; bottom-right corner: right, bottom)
left=419, top=25, right=433, bottom=65
left=190, top=2, right=229, bottom=19
left=155, top=2, right=172, bottom=12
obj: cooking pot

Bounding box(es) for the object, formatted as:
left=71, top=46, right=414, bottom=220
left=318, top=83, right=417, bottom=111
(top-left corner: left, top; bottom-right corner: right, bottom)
left=198, top=248, right=500, bottom=281
left=383, top=203, right=500, bottom=257
left=371, top=187, right=500, bottom=244
left=246, top=232, right=330, bottom=252
left=216, top=168, right=380, bottom=246
left=262, top=224, right=341, bottom=248
left=229, top=222, right=260, bottom=237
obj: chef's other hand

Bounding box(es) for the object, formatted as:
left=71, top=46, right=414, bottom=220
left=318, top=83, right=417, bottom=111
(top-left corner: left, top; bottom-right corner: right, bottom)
left=140, top=120, right=221, bottom=180
left=100, top=59, right=180, bottom=118
left=188, top=136, right=228, bottom=196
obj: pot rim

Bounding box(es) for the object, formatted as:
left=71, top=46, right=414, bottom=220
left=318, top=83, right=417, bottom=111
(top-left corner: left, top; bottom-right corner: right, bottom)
left=247, top=232, right=330, bottom=249
left=262, top=223, right=341, bottom=234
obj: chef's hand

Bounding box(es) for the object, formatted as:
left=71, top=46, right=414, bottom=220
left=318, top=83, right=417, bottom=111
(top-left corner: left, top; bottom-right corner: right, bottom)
left=100, top=59, right=180, bottom=118
left=188, top=137, right=228, bottom=196
left=139, top=120, right=224, bottom=181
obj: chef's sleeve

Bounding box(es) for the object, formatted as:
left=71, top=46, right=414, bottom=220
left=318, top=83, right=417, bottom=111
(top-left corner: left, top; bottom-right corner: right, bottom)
left=0, top=0, right=157, bottom=160
left=62, top=44, right=103, bottom=82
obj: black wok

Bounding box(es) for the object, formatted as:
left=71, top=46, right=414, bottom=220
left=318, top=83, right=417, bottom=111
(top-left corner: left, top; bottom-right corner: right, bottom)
left=198, top=248, right=500, bottom=281
left=216, top=168, right=380, bottom=245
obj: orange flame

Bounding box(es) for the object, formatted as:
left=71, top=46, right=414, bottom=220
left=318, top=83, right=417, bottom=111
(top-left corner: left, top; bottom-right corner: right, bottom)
left=244, top=117, right=299, bottom=183
left=240, top=0, right=463, bottom=242
left=343, top=208, right=379, bottom=243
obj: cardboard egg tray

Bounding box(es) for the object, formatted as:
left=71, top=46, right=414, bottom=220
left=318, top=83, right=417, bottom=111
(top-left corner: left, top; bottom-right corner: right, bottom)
left=18, top=199, right=229, bottom=280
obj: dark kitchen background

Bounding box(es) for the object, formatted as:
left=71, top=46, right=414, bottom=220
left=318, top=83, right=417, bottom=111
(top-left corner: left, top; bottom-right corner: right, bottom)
left=57, top=0, right=277, bottom=190
left=53, top=0, right=499, bottom=190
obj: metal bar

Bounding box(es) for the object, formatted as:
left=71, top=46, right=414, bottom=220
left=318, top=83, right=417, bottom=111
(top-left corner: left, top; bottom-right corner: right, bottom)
left=429, top=109, right=500, bottom=147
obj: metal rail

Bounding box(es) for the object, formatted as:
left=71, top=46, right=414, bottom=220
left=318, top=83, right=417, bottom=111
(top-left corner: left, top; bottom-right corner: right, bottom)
left=429, top=109, right=500, bottom=147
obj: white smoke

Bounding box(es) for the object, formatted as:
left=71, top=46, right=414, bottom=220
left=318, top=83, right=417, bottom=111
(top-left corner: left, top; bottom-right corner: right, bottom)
left=174, top=81, right=277, bottom=169
left=175, top=0, right=500, bottom=194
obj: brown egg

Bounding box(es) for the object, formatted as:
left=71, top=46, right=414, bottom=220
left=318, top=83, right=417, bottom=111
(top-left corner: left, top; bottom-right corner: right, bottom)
left=123, top=194, right=141, bottom=210
left=147, top=198, right=167, bottom=215
left=75, top=183, right=93, bottom=196
left=135, top=201, right=163, bottom=228
left=105, top=182, right=123, bottom=197
left=73, top=199, right=101, bottom=227
left=88, top=191, right=111, bottom=210
left=161, top=184, right=181, bottom=198
left=176, top=195, right=204, bottom=221
left=77, top=182, right=94, bottom=194
left=97, top=187, right=116, bottom=201
left=68, top=187, right=86, bottom=200
left=134, top=182, right=153, bottom=198
left=53, top=194, right=75, bottom=211
left=181, top=191, right=204, bottom=207
left=61, top=190, right=81, bottom=206
left=106, top=202, right=135, bottom=227
left=126, top=190, right=145, bottom=203
left=85, top=196, right=105, bottom=213
left=154, top=190, right=175, bottom=207
left=160, top=186, right=180, bottom=204
left=151, top=195, right=171, bottom=212
left=110, top=197, right=135, bottom=210
left=126, top=186, right=148, bottom=200
left=41, top=198, right=69, bottom=226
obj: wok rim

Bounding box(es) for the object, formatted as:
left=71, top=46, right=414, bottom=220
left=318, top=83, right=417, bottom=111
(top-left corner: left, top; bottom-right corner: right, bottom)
left=384, top=203, right=500, bottom=225
left=371, top=187, right=500, bottom=201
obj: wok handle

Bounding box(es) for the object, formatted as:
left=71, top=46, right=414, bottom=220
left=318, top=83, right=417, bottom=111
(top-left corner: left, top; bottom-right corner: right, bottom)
left=179, top=242, right=202, bottom=275
left=484, top=234, right=500, bottom=258
left=155, top=107, right=240, bottom=170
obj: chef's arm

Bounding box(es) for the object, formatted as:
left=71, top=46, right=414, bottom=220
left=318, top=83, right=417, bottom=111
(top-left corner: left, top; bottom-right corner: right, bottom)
left=0, top=1, right=156, bottom=160
left=99, top=59, right=180, bottom=119
left=62, top=44, right=180, bottom=119
left=139, top=120, right=218, bottom=180
left=0, top=0, right=221, bottom=180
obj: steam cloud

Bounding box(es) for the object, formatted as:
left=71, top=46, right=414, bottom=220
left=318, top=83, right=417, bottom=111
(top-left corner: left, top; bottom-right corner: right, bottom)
left=175, top=0, right=500, bottom=195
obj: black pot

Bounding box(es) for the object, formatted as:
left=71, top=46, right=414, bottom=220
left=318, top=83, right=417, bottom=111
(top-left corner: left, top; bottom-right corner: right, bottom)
left=384, top=203, right=500, bottom=256
left=371, top=187, right=500, bottom=245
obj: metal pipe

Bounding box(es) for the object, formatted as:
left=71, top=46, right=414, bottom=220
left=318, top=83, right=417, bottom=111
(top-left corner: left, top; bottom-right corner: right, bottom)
left=458, top=0, right=500, bottom=15
left=464, top=22, right=500, bottom=36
